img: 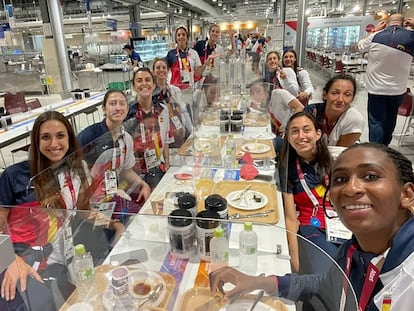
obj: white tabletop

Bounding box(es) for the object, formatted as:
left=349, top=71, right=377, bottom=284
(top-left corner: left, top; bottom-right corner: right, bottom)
left=106, top=165, right=295, bottom=310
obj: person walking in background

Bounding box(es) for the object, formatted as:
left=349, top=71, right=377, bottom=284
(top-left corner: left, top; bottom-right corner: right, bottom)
left=123, top=44, right=142, bottom=71
left=282, top=49, right=314, bottom=106
left=358, top=14, right=414, bottom=145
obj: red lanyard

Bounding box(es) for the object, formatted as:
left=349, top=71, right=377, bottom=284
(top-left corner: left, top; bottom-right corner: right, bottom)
left=295, top=159, right=329, bottom=225
left=272, top=72, right=282, bottom=89
left=204, top=41, right=216, bottom=66
left=176, top=48, right=191, bottom=72
left=341, top=244, right=387, bottom=311
left=64, top=171, right=77, bottom=208
left=322, top=113, right=336, bottom=137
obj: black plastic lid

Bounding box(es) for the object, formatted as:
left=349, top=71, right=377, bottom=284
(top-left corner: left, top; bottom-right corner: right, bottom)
left=168, top=209, right=193, bottom=227
left=205, top=194, right=227, bottom=211
left=230, top=114, right=242, bottom=121
left=178, top=193, right=196, bottom=210
left=196, top=210, right=220, bottom=229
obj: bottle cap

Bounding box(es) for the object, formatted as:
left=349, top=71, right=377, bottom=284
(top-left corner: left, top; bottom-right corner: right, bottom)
left=244, top=222, right=253, bottom=231
left=214, top=226, right=224, bottom=238
left=74, top=244, right=86, bottom=256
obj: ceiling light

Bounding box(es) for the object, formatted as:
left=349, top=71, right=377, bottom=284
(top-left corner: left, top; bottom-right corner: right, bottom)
left=167, top=2, right=170, bottom=7
left=179, top=7, right=182, bottom=14
left=188, top=11, right=191, bottom=16
left=154, top=0, right=157, bottom=3
left=218, top=1, right=222, bottom=7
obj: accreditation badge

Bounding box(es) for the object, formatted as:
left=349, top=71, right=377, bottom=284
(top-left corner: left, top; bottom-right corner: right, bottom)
left=325, top=209, right=352, bottom=244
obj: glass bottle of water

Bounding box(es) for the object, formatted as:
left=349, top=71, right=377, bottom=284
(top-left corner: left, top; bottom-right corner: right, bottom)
left=239, top=222, right=258, bottom=275
left=73, top=244, right=94, bottom=285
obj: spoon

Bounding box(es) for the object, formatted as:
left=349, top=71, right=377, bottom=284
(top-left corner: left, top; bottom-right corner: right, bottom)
left=136, top=283, right=164, bottom=310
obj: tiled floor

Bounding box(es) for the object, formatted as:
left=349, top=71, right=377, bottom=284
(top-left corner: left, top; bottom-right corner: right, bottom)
left=2, top=67, right=414, bottom=170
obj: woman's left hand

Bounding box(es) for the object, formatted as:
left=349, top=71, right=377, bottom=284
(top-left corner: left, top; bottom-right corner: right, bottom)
left=279, top=67, right=287, bottom=79
left=136, top=181, right=151, bottom=202
left=296, top=92, right=309, bottom=100
left=1, top=255, right=43, bottom=301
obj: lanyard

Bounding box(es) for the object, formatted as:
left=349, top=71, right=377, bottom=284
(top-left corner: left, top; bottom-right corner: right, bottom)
left=204, top=41, right=216, bottom=66
left=340, top=245, right=389, bottom=311
left=272, top=72, right=282, bottom=89
left=111, top=128, right=126, bottom=171
left=64, top=171, right=77, bottom=208
left=322, top=113, right=337, bottom=137
left=176, top=48, right=191, bottom=72
left=296, top=159, right=324, bottom=224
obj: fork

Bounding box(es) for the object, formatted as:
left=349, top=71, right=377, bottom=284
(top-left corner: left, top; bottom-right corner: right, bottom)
left=232, top=185, right=251, bottom=202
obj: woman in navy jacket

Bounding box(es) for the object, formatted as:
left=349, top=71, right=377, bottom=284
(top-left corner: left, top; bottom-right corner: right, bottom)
left=211, top=143, right=414, bottom=311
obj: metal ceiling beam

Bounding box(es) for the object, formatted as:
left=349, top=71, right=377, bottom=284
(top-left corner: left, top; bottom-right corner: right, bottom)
left=181, top=0, right=218, bottom=16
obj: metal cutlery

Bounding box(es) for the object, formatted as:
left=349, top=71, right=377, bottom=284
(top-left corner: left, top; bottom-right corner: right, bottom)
left=249, top=290, right=264, bottom=311
left=232, top=185, right=252, bottom=202
left=228, top=209, right=274, bottom=219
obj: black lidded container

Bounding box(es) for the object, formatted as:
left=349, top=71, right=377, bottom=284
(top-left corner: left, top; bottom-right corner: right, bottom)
left=195, top=210, right=220, bottom=261
left=177, top=193, right=197, bottom=217
left=168, top=209, right=195, bottom=258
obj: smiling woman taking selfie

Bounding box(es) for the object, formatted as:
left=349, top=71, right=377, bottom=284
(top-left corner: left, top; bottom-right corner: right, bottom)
left=211, top=142, right=414, bottom=311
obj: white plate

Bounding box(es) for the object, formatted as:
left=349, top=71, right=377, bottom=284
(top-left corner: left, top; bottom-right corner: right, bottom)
left=194, top=141, right=212, bottom=153
left=243, top=118, right=257, bottom=125
left=219, top=300, right=275, bottom=311
left=226, top=190, right=268, bottom=210
left=241, top=143, right=270, bottom=154
left=128, top=270, right=166, bottom=304
left=251, top=133, right=276, bottom=140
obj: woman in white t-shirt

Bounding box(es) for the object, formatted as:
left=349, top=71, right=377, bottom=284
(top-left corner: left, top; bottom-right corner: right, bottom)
left=305, top=74, right=364, bottom=146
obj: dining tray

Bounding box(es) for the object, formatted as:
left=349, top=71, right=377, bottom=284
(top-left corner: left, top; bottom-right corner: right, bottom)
left=243, top=113, right=269, bottom=127
left=195, top=178, right=216, bottom=211
left=177, top=136, right=225, bottom=157
left=208, top=180, right=280, bottom=224
left=60, top=265, right=176, bottom=311
left=177, top=287, right=288, bottom=311
left=237, top=139, right=276, bottom=160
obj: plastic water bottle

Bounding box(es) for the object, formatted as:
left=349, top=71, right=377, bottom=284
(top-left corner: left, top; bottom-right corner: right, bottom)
left=209, top=227, right=229, bottom=272
left=73, top=244, right=94, bottom=285
left=239, top=222, right=258, bottom=275
left=224, top=135, right=236, bottom=169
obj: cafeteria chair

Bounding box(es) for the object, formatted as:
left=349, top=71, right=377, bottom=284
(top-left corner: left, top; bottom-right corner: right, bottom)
left=396, top=88, right=414, bottom=146
left=4, top=92, right=41, bottom=114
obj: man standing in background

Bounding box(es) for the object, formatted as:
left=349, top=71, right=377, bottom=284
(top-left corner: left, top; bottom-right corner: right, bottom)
left=123, top=44, right=142, bottom=71
left=358, top=14, right=414, bottom=145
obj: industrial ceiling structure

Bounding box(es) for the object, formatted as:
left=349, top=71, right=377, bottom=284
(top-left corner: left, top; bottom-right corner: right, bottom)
left=0, top=0, right=412, bottom=34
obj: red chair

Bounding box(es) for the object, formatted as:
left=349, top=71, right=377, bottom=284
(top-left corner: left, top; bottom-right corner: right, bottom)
left=4, top=92, right=27, bottom=114
left=334, top=60, right=344, bottom=74
left=397, top=88, right=414, bottom=145
left=25, top=98, right=41, bottom=110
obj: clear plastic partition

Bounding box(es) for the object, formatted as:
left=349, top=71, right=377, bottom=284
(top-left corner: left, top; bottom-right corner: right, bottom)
left=1, top=206, right=358, bottom=311
left=174, top=81, right=276, bottom=169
